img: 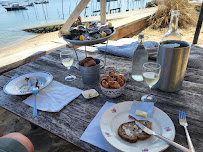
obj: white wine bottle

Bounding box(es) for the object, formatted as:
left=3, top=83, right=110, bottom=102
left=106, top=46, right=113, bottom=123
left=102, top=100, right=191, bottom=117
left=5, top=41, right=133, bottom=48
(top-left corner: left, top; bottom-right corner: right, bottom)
left=162, top=10, right=182, bottom=41
left=131, top=33, right=148, bottom=81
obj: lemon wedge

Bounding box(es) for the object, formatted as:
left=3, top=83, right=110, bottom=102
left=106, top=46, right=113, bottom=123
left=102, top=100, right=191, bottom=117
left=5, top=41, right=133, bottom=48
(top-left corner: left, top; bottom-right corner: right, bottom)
left=101, top=31, right=106, bottom=37
left=80, top=35, right=86, bottom=41
left=108, top=22, right=112, bottom=27
left=62, top=30, right=71, bottom=34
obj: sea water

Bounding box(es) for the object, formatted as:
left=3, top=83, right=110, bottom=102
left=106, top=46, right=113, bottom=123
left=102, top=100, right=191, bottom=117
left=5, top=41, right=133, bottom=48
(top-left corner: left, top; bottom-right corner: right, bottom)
left=0, top=0, right=152, bottom=50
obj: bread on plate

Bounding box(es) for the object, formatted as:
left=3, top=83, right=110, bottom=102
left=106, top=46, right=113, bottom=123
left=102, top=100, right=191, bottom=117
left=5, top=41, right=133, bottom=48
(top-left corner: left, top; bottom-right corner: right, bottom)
left=118, top=120, right=152, bottom=143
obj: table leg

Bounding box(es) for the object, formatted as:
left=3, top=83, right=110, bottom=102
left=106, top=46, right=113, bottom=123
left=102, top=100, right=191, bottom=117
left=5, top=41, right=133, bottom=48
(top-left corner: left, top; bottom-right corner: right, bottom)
left=0, top=131, right=3, bottom=137
left=30, top=123, right=38, bottom=130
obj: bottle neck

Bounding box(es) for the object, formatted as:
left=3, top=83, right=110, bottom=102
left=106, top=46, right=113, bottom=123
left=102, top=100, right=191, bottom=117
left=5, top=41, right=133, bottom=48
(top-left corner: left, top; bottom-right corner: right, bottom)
left=138, top=38, right=144, bottom=46
left=169, top=13, right=179, bottom=32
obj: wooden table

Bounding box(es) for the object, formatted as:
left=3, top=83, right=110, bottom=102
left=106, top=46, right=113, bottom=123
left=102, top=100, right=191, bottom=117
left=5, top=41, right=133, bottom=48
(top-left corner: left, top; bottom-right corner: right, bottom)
left=0, top=46, right=202, bottom=152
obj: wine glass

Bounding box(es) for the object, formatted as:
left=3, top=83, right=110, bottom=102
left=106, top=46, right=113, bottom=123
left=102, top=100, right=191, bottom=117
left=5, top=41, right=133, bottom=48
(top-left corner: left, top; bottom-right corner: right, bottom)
left=141, top=62, right=161, bottom=102
left=60, top=50, right=76, bottom=81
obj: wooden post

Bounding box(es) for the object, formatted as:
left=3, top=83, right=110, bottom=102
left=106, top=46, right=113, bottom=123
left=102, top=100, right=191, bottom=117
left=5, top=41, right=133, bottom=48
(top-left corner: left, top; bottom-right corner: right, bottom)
left=58, top=0, right=91, bottom=37
left=100, top=0, right=106, bottom=25
left=193, top=2, right=203, bottom=44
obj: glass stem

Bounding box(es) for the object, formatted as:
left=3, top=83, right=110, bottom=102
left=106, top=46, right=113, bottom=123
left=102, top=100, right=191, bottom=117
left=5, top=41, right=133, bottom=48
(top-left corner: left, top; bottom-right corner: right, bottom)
left=67, top=67, right=71, bottom=76
left=147, top=86, right=152, bottom=99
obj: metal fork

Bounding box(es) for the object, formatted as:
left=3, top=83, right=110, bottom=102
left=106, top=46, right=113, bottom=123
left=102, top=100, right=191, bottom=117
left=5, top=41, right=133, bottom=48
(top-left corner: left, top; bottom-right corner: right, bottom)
left=32, top=87, right=38, bottom=117
left=179, top=111, right=195, bottom=152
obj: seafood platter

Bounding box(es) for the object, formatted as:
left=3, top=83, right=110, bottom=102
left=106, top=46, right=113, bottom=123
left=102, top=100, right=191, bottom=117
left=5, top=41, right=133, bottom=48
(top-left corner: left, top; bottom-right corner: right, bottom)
left=61, top=21, right=116, bottom=46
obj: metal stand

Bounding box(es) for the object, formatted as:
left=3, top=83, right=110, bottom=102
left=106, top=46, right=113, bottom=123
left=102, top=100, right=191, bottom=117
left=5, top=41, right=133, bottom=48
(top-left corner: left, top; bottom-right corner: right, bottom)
left=85, top=46, right=87, bottom=57
left=104, top=40, right=108, bottom=68
left=73, top=46, right=79, bottom=61
left=71, top=39, right=109, bottom=70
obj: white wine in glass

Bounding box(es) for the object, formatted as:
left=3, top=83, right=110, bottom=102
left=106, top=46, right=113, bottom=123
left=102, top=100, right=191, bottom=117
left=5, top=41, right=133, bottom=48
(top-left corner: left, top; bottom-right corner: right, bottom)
left=141, top=62, right=161, bottom=102
left=61, top=58, right=74, bottom=68
left=60, top=50, right=76, bottom=81
left=143, top=72, right=160, bottom=88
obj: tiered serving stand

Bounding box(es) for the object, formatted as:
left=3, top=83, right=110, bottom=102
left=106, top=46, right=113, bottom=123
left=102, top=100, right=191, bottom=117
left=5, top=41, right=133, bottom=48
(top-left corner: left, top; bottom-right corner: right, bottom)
left=62, top=29, right=116, bottom=69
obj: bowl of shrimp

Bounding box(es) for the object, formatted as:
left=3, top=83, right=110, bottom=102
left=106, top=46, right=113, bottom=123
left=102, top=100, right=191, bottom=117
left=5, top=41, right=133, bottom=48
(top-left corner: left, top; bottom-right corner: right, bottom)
left=100, top=72, right=126, bottom=98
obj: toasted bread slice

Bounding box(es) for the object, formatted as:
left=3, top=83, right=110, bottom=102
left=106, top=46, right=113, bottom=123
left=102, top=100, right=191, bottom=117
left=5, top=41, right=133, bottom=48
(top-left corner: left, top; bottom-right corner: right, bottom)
left=118, top=120, right=152, bottom=143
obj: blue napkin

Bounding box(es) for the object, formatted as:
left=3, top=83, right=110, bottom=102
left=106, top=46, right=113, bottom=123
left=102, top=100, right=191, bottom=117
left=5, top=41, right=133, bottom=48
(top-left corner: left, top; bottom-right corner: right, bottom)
left=97, top=38, right=158, bottom=58
left=129, top=101, right=154, bottom=122
left=80, top=101, right=115, bottom=151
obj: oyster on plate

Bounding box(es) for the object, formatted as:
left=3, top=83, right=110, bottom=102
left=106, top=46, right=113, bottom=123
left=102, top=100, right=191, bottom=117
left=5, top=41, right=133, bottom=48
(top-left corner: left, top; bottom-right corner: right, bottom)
left=62, top=21, right=114, bottom=41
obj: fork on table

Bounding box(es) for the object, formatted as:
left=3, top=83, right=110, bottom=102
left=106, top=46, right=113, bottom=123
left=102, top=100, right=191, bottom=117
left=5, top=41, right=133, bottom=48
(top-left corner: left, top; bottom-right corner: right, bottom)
left=27, top=77, right=38, bottom=117
left=179, top=111, right=195, bottom=152
left=32, top=87, right=38, bottom=117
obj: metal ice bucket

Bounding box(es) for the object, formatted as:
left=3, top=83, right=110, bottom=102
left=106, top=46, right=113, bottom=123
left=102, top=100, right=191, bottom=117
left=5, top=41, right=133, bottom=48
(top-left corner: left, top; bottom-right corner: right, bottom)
left=156, top=40, right=191, bottom=92
left=79, top=59, right=100, bottom=85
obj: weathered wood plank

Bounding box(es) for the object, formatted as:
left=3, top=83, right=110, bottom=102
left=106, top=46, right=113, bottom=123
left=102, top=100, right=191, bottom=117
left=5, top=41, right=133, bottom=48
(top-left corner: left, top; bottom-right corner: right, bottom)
left=58, top=0, right=91, bottom=37
left=100, top=0, right=106, bottom=25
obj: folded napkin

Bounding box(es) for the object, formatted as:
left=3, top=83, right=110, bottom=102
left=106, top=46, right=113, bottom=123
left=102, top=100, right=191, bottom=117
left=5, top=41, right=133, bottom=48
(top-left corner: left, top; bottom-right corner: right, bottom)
left=23, top=81, right=83, bottom=112
left=98, top=38, right=203, bottom=70
left=129, top=101, right=154, bottom=122
left=97, top=38, right=158, bottom=58
left=80, top=101, right=115, bottom=151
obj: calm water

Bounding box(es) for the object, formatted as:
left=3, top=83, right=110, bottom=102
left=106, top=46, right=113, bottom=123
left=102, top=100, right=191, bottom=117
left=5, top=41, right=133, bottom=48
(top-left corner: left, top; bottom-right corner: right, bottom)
left=0, top=0, right=152, bottom=50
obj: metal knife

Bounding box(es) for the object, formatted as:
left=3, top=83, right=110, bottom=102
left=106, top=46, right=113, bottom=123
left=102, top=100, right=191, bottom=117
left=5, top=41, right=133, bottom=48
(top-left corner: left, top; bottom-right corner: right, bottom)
left=135, top=121, right=191, bottom=152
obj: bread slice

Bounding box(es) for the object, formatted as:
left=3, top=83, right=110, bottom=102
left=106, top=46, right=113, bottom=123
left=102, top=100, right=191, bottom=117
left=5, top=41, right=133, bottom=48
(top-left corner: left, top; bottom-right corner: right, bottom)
left=118, top=120, right=152, bottom=143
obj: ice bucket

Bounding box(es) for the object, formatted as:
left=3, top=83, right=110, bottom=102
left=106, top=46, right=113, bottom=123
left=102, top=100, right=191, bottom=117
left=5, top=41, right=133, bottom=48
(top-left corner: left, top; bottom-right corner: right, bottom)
left=79, top=59, right=100, bottom=85
left=156, top=40, right=191, bottom=92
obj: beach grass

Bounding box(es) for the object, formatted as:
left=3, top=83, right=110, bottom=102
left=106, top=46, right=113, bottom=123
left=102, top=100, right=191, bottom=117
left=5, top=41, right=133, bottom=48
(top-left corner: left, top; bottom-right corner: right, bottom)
left=149, top=0, right=196, bottom=29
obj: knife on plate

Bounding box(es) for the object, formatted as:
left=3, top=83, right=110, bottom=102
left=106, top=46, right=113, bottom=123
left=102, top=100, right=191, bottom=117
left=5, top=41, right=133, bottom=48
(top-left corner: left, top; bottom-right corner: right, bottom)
left=135, top=121, right=191, bottom=152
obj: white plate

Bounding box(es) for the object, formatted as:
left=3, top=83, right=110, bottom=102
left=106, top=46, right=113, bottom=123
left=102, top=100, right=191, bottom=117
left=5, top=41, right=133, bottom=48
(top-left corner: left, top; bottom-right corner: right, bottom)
left=63, top=29, right=116, bottom=46
left=4, top=71, right=53, bottom=95
left=100, top=101, right=175, bottom=152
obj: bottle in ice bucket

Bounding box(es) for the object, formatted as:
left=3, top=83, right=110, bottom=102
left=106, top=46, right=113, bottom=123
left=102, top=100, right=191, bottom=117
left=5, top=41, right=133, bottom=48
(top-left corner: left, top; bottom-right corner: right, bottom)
left=156, top=10, right=191, bottom=92
left=131, top=33, right=148, bottom=81
left=162, top=10, right=182, bottom=42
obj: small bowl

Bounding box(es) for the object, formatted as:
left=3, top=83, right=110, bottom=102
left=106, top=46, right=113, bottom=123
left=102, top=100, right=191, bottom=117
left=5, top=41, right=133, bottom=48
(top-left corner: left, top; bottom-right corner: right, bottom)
left=100, top=83, right=126, bottom=98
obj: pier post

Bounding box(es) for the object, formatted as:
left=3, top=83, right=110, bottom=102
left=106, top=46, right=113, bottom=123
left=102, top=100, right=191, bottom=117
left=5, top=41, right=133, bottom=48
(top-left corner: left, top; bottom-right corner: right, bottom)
left=100, top=0, right=106, bottom=25
left=58, top=0, right=91, bottom=37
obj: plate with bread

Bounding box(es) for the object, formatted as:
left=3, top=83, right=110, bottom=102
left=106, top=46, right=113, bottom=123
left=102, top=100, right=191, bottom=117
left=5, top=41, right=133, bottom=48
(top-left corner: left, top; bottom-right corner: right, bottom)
left=100, top=101, right=175, bottom=152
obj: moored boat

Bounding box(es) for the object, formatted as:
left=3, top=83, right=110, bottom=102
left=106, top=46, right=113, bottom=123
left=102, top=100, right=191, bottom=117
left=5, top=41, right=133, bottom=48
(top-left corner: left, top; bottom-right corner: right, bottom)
left=34, top=0, right=49, bottom=4
left=4, top=2, right=27, bottom=11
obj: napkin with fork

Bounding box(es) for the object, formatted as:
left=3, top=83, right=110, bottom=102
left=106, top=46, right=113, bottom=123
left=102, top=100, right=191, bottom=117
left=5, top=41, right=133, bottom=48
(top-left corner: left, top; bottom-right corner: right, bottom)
left=23, top=80, right=83, bottom=112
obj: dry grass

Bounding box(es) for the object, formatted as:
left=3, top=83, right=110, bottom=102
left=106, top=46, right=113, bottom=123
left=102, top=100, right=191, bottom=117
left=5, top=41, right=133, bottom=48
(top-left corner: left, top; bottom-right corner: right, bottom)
left=149, top=0, right=196, bottom=29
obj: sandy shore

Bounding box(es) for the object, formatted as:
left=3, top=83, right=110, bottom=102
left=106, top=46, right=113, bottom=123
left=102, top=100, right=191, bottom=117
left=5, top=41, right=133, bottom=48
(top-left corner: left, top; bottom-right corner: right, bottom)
left=0, top=31, right=60, bottom=56
left=0, top=107, right=85, bottom=152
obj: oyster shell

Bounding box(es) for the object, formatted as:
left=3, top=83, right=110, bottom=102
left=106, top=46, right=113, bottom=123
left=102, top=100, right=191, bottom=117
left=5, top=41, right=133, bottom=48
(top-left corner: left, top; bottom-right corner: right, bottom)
left=77, top=25, right=86, bottom=31
left=99, top=26, right=113, bottom=35
left=87, top=33, right=101, bottom=40
left=88, top=27, right=100, bottom=34
left=87, top=21, right=98, bottom=29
